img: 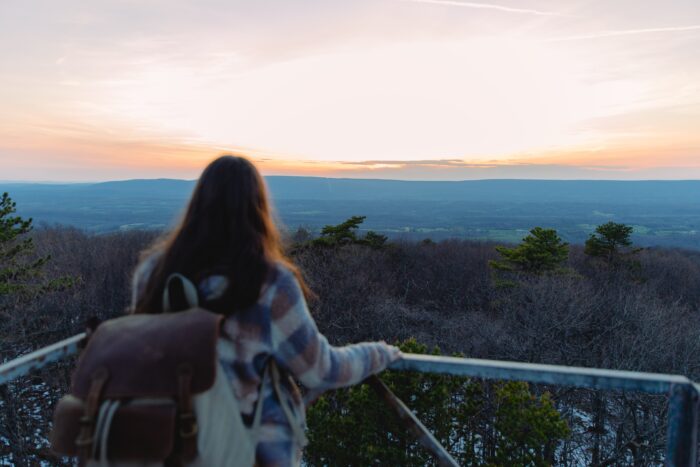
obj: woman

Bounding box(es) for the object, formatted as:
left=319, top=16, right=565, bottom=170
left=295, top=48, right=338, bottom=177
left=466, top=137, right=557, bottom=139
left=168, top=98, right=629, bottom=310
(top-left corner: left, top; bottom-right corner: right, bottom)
left=130, top=155, right=401, bottom=466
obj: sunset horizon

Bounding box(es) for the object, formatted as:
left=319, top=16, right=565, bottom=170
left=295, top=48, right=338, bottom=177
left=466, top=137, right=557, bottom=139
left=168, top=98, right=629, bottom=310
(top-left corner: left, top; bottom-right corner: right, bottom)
left=5, top=159, right=700, bottom=183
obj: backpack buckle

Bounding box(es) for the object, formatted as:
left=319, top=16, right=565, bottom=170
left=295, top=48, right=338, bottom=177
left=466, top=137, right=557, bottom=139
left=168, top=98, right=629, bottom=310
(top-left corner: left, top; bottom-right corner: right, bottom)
left=179, top=412, right=198, bottom=438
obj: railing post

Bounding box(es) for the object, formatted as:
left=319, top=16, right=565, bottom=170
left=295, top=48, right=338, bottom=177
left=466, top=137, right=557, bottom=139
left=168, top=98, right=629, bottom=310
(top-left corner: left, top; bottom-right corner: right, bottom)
left=367, top=376, right=460, bottom=467
left=666, top=384, right=698, bottom=466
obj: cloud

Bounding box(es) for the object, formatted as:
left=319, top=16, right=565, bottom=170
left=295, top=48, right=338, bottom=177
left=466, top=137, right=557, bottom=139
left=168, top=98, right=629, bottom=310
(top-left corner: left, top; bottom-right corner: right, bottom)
left=295, top=157, right=700, bottom=180
left=549, top=24, right=700, bottom=42
left=403, top=0, right=565, bottom=17
left=340, top=159, right=502, bottom=169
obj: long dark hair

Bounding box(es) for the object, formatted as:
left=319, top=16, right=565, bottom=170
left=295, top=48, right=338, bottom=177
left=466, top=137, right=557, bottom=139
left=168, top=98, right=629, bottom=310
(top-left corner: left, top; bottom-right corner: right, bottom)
left=133, top=155, right=311, bottom=315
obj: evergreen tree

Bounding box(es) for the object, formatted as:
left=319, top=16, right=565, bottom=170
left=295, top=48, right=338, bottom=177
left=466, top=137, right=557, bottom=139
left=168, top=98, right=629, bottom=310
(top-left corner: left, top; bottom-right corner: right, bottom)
left=359, top=230, right=388, bottom=249
left=0, top=192, right=50, bottom=298
left=584, top=222, right=639, bottom=264
left=312, top=216, right=366, bottom=246
left=311, top=216, right=389, bottom=249
left=490, top=227, right=569, bottom=274
left=493, top=382, right=569, bottom=466
left=0, top=192, right=72, bottom=303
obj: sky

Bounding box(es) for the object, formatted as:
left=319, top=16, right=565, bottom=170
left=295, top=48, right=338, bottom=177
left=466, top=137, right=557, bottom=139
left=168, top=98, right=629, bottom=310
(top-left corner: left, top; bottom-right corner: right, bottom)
left=1, top=0, right=699, bottom=181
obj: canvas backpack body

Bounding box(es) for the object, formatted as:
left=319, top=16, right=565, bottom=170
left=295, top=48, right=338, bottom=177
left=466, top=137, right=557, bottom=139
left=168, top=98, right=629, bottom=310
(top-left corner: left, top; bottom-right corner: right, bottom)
left=50, top=273, right=290, bottom=467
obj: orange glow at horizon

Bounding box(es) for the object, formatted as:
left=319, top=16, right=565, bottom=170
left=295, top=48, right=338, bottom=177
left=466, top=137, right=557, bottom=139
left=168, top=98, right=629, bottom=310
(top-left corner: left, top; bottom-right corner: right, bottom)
left=5, top=123, right=699, bottom=181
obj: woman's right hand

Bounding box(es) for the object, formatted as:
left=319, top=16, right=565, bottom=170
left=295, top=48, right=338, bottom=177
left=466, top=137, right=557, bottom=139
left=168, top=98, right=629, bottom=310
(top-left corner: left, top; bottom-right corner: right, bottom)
left=384, top=343, right=403, bottom=363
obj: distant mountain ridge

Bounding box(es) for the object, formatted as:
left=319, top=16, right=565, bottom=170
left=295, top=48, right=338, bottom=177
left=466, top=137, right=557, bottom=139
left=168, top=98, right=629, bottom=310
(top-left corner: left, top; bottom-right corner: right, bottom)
left=5, top=177, right=697, bottom=203
left=1, top=177, right=698, bottom=249
left=264, top=177, right=700, bottom=204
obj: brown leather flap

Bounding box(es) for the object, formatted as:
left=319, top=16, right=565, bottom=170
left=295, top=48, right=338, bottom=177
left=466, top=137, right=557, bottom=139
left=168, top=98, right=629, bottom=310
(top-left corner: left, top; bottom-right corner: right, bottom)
left=71, top=309, right=223, bottom=399
left=51, top=395, right=178, bottom=460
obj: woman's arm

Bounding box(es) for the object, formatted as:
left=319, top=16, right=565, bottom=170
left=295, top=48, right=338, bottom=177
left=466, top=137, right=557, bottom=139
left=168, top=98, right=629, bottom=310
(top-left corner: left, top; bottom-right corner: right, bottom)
left=270, top=266, right=401, bottom=391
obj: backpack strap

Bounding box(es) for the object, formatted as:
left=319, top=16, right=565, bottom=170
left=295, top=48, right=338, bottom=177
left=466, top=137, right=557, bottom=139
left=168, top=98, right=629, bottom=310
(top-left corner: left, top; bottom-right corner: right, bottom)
left=176, top=363, right=198, bottom=461
left=269, top=361, right=308, bottom=447
left=162, top=274, right=202, bottom=460
left=243, top=360, right=293, bottom=445
left=93, top=399, right=121, bottom=464
left=249, top=363, right=266, bottom=438
left=75, top=367, right=109, bottom=460
left=161, top=274, right=215, bottom=464
left=163, top=273, right=199, bottom=313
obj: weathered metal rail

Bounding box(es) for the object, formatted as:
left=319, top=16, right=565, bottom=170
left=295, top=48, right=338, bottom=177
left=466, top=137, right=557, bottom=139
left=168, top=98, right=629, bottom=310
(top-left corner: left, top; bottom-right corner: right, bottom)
left=388, top=355, right=699, bottom=466
left=0, top=332, right=85, bottom=385
left=1, top=336, right=698, bottom=466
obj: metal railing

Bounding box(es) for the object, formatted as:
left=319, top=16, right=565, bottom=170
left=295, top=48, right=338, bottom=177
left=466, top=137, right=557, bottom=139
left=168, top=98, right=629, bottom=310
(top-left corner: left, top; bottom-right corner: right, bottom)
left=1, top=335, right=698, bottom=466
left=390, top=354, right=699, bottom=466
left=0, top=332, right=85, bottom=386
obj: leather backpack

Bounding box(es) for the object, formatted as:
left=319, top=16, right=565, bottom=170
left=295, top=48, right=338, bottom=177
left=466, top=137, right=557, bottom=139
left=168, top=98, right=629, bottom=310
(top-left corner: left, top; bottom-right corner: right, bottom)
left=50, top=273, right=298, bottom=466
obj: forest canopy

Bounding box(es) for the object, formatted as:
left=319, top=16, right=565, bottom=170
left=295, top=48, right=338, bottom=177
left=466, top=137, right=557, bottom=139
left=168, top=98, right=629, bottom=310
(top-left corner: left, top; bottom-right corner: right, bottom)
left=1, top=207, right=699, bottom=465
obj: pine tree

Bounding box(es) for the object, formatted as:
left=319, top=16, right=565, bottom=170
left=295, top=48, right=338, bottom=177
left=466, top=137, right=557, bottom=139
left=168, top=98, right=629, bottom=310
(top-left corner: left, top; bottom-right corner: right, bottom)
left=0, top=192, right=72, bottom=302
left=0, top=192, right=49, bottom=298
left=313, top=215, right=366, bottom=246
left=490, top=227, right=569, bottom=274
left=584, top=222, right=639, bottom=264
left=359, top=231, right=388, bottom=249
left=311, top=216, right=389, bottom=249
